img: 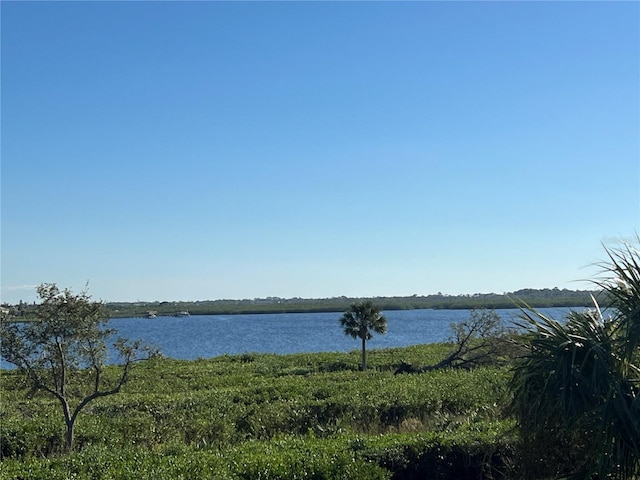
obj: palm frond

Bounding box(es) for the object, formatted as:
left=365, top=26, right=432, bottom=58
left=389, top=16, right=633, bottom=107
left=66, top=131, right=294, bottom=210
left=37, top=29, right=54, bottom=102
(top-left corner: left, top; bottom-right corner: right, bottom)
left=511, top=237, right=640, bottom=478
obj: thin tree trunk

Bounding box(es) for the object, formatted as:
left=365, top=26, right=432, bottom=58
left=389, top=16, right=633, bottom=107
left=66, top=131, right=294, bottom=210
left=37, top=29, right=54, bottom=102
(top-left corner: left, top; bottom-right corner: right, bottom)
left=65, top=419, right=74, bottom=451
left=58, top=397, right=75, bottom=451
left=361, top=337, right=367, bottom=370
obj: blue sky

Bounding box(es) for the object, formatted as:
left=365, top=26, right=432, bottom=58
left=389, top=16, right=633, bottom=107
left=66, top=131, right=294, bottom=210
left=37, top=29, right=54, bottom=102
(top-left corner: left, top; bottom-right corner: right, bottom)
left=1, top=1, right=638, bottom=304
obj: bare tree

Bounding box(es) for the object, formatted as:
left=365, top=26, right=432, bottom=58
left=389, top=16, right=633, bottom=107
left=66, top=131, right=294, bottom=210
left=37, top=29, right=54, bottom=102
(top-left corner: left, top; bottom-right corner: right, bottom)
left=396, top=309, right=508, bottom=374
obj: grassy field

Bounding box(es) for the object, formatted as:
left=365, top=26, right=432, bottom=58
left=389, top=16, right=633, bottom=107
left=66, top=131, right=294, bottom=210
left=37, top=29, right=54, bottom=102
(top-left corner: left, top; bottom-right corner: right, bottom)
left=1, top=344, right=519, bottom=479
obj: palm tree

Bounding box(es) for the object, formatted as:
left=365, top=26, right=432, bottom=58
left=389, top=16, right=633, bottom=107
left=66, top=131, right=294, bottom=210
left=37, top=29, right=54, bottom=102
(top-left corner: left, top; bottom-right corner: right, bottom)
left=510, top=239, right=640, bottom=479
left=340, top=301, right=387, bottom=370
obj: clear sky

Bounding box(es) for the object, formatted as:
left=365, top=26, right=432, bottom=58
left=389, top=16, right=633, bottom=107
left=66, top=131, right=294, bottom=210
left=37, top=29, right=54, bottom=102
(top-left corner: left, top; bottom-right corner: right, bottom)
left=1, top=1, right=639, bottom=304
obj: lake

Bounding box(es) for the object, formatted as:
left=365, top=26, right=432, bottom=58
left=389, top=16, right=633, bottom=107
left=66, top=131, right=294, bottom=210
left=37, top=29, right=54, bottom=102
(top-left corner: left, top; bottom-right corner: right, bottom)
left=105, top=307, right=570, bottom=361
left=1, top=307, right=573, bottom=368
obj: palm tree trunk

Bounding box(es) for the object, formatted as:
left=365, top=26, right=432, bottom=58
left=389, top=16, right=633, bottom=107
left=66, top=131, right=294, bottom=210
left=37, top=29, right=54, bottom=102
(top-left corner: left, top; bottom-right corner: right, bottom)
left=361, top=337, right=367, bottom=370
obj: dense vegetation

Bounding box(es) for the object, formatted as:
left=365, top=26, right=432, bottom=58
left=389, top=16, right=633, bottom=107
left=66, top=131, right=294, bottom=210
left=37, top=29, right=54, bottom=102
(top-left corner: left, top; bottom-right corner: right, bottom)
left=2, top=344, right=518, bottom=479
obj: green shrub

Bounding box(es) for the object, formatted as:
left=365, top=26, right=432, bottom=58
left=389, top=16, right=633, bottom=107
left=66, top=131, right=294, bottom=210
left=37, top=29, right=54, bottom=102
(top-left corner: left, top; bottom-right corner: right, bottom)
left=356, top=420, right=517, bottom=480
left=0, top=440, right=391, bottom=480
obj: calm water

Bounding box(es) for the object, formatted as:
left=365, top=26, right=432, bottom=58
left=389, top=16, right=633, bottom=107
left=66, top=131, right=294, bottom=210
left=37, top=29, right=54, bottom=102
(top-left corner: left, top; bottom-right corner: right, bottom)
left=1, top=308, right=572, bottom=368
left=106, top=307, right=570, bottom=361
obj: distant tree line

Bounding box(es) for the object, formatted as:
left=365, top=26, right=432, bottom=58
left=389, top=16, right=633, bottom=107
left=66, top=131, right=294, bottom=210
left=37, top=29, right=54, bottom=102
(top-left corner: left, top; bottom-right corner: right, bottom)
left=3, top=288, right=599, bottom=320
left=99, top=288, right=597, bottom=318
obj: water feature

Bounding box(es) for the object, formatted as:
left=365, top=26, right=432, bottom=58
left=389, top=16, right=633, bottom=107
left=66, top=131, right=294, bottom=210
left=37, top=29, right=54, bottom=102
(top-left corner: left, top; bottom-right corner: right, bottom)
left=105, top=307, right=570, bottom=361
left=1, top=307, right=573, bottom=368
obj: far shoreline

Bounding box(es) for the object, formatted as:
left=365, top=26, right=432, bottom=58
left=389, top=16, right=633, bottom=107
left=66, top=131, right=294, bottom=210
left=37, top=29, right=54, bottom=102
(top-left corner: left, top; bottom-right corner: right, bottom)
left=3, top=288, right=600, bottom=321
left=105, top=288, right=598, bottom=319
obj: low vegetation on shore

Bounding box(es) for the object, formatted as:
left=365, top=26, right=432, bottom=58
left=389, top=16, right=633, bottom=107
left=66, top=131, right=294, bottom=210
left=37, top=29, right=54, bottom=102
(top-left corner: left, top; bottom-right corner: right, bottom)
left=2, top=288, right=596, bottom=320
left=4, top=288, right=597, bottom=321
left=1, top=344, right=517, bottom=479
left=101, top=288, right=596, bottom=318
